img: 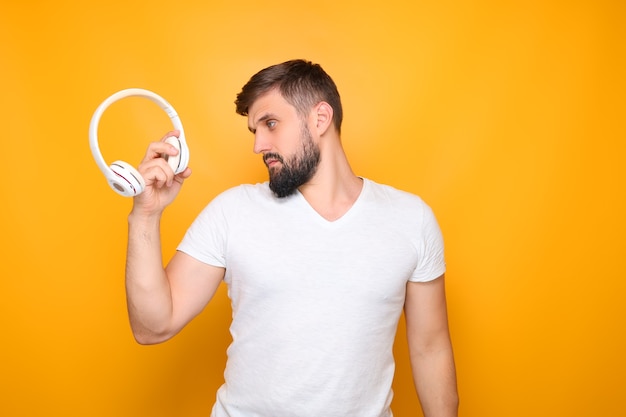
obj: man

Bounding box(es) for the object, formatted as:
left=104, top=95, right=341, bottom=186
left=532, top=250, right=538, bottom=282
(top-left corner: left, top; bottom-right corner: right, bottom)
left=126, top=59, right=458, bottom=417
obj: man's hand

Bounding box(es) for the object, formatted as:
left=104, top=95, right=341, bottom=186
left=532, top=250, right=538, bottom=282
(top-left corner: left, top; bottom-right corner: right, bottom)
left=132, top=130, right=192, bottom=216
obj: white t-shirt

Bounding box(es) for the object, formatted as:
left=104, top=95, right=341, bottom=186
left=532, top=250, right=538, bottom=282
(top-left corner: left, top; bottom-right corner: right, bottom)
left=178, top=178, right=445, bottom=417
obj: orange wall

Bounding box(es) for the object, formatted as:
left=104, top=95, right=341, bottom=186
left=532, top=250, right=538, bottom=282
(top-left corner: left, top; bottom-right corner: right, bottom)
left=1, top=1, right=624, bottom=416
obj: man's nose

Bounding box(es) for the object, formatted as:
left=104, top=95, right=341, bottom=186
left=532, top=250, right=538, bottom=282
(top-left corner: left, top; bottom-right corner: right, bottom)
left=253, top=133, right=271, bottom=154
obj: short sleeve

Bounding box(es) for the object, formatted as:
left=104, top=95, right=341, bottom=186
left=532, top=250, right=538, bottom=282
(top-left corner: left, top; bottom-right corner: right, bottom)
left=409, top=204, right=446, bottom=282
left=177, top=189, right=237, bottom=268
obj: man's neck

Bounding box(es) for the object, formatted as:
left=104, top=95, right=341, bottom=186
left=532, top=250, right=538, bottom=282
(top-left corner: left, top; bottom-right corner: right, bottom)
left=298, top=145, right=363, bottom=221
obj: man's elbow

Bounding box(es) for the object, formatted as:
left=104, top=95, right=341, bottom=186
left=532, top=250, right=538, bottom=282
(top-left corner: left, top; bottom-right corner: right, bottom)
left=130, top=325, right=175, bottom=345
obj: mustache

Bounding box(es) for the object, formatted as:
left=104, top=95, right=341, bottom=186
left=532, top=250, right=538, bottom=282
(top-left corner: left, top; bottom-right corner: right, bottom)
left=263, top=153, right=284, bottom=165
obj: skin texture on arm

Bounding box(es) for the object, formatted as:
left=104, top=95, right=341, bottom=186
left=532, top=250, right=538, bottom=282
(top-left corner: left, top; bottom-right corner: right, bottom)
left=405, top=274, right=459, bottom=417
left=125, top=131, right=224, bottom=344
left=126, top=221, right=224, bottom=344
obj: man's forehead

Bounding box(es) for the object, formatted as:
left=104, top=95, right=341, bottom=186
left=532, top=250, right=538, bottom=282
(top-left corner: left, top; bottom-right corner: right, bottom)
left=248, top=90, right=296, bottom=125
left=249, top=89, right=284, bottom=114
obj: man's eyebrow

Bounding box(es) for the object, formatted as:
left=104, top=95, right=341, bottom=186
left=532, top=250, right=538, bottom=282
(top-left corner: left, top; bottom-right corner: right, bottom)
left=248, top=113, right=276, bottom=134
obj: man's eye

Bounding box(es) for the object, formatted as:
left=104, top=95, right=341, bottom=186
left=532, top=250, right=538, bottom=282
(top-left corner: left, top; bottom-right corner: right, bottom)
left=267, top=120, right=277, bottom=129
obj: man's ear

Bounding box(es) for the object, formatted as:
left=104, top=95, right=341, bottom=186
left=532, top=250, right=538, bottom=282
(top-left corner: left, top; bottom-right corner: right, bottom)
left=313, top=101, right=334, bottom=135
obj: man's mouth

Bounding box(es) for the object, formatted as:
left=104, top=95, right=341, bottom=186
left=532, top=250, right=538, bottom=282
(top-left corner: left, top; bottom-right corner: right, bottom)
left=264, top=153, right=283, bottom=168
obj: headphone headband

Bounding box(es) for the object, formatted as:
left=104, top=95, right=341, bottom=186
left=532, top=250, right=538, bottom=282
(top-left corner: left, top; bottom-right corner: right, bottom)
left=89, top=88, right=189, bottom=196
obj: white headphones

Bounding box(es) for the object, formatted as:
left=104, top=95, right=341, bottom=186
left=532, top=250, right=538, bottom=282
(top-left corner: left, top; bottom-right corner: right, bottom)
left=89, top=88, right=190, bottom=197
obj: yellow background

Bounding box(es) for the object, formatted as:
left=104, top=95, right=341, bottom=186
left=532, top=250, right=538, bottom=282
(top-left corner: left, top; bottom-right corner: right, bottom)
left=2, top=1, right=624, bottom=416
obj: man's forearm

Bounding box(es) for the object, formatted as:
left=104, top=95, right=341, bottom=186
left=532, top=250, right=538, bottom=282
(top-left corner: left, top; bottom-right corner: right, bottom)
left=125, top=212, right=175, bottom=344
left=412, top=347, right=459, bottom=417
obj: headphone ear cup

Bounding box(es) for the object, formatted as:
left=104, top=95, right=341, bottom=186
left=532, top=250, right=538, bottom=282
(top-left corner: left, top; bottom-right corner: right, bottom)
left=177, top=137, right=189, bottom=173
left=108, top=160, right=146, bottom=196
left=163, top=136, right=186, bottom=174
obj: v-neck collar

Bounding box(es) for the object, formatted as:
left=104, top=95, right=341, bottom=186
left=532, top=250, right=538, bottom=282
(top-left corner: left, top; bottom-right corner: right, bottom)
left=294, top=178, right=368, bottom=226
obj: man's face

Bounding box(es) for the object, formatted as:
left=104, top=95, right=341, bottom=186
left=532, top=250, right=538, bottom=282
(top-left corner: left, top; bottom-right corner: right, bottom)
left=248, top=90, right=320, bottom=198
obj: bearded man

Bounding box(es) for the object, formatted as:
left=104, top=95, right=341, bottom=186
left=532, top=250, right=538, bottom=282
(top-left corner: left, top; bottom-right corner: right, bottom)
left=124, top=59, right=458, bottom=417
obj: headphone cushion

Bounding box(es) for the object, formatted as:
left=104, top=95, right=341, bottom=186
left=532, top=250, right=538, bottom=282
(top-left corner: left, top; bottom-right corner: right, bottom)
left=164, top=136, right=184, bottom=174
left=109, top=160, right=146, bottom=196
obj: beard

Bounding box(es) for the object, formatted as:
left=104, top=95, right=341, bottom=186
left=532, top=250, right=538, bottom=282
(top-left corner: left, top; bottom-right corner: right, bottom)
left=265, top=124, right=321, bottom=198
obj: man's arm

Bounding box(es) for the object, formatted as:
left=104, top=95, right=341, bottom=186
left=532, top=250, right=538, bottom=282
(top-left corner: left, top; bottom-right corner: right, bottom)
left=124, top=132, right=224, bottom=344
left=126, top=215, right=224, bottom=344
left=405, top=274, right=459, bottom=417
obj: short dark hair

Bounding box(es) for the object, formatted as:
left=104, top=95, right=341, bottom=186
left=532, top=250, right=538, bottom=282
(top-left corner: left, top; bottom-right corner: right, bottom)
left=235, top=59, right=343, bottom=134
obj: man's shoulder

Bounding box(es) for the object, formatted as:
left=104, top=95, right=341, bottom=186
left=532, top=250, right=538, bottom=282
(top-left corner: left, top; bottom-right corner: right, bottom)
left=363, top=178, right=427, bottom=207
left=214, top=181, right=272, bottom=202
left=361, top=178, right=441, bottom=237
